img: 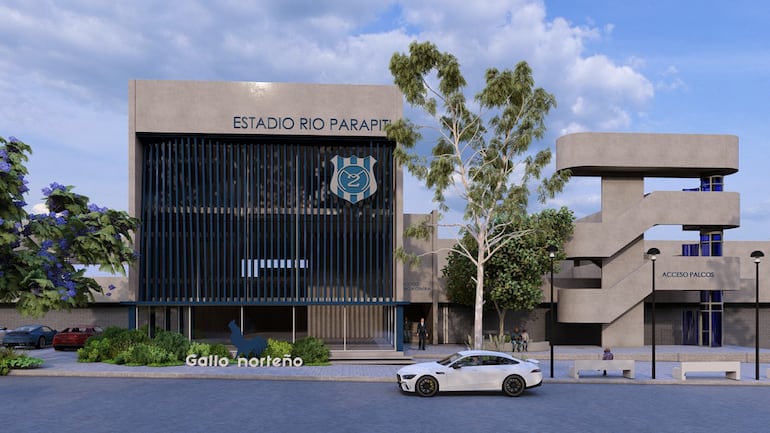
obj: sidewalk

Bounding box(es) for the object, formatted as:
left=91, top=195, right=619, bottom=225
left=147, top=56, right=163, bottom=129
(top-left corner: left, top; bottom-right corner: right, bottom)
left=8, top=344, right=770, bottom=386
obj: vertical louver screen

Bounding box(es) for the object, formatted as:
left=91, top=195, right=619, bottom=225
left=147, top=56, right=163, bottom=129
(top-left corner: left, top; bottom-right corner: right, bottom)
left=138, top=135, right=395, bottom=304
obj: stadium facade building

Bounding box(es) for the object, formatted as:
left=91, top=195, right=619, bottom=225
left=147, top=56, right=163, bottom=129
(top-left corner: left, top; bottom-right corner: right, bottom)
left=126, top=80, right=407, bottom=350
left=3, top=81, right=770, bottom=352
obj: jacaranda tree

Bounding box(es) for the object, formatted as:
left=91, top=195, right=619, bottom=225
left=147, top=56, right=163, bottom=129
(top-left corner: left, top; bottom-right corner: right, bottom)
left=0, top=136, right=139, bottom=317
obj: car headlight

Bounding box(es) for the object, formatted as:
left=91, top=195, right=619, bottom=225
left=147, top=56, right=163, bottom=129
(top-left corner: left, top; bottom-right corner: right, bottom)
left=401, top=374, right=416, bottom=380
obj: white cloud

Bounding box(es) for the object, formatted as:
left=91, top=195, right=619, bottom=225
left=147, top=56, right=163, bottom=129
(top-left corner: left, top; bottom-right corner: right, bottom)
left=30, top=202, right=48, bottom=214
left=0, top=0, right=663, bottom=227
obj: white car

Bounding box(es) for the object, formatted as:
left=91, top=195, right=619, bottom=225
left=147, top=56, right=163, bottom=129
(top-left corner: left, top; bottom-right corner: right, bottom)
left=396, top=349, right=542, bottom=397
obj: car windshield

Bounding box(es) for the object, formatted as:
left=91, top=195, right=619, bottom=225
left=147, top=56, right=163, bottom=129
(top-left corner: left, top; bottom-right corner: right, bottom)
left=437, top=352, right=464, bottom=366
left=14, top=326, right=36, bottom=332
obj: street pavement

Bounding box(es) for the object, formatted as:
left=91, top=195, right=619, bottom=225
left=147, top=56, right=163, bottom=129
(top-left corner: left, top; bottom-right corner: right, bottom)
left=8, top=343, right=770, bottom=386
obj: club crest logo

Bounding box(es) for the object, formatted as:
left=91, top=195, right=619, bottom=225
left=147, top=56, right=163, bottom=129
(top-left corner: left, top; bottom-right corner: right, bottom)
left=330, top=155, right=378, bottom=204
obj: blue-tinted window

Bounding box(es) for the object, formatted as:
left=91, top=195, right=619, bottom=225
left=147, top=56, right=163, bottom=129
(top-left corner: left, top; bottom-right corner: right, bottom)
left=700, top=176, right=724, bottom=192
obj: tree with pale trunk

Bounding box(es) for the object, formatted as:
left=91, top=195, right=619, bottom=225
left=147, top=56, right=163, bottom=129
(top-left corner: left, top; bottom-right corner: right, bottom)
left=386, top=41, right=570, bottom=349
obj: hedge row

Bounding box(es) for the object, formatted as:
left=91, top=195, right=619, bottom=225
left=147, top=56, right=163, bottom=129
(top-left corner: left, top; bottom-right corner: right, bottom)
left=77, top=327, right=329, bottom=366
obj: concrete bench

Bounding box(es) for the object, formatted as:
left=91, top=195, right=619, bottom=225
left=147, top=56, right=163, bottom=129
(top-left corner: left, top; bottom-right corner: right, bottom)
left=672, top=361, right=741, bottom=380
left=569, top=359, right=635, bottom=379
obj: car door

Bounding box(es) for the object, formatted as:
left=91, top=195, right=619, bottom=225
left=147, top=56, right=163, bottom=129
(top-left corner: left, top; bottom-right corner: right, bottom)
left=471, top=355, right=510, bottom=390
left=440, top=355, right=497, bottom=391
left=440, top=355, right=477, bottom=391
left=42, top=326, right=56, bottom=344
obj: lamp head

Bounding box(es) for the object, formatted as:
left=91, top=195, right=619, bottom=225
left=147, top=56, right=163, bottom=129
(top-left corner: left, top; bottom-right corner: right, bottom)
left=751, top=250, right=764, bottom=263
left=546, top=245, right=557, bottom=259
left=646, top=247, right=660, bottom=261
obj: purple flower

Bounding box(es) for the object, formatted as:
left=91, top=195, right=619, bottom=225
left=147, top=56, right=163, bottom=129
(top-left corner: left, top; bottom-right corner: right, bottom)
left=88, top=203, right=107, bottom=213
left=42, top=182, right=67, bottom=196
left=8, top=136, right=18, bottom=143
left=0, top=217, right=4, bottom=225
left=0, top=149, right=7, bottom=159
left=108, top=284, right=116, bottom=290
left=0, top=161, right=10, bottom=173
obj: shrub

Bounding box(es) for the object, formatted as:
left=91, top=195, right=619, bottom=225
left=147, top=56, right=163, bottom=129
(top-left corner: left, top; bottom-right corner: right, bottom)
left=187, top=342, right=232, bottom=359
left=77, top=336, right=112, bottom=362
left=103, top=327, right=150, bottom=359
left=115, top=343, right=177, bottom=366
left=0, top=346, right=43, bottom=375
left=187, top=341, right=212, bottom=357
left=292, top=336, right=329, bottom=364
left=5, top=356, right=44, bottom=369
left=208, top=343, right=232, bottom=359
left=153, top=330, right=190, bottom=361
left=263, top=338, right=293, bottom=359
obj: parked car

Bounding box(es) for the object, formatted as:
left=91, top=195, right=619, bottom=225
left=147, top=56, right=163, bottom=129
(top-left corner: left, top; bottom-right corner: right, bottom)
left=2, top=324, right=58, bottom=349
left=52, top=325, right=104, bottom=351
left=396, top=349, right=542, bottom=397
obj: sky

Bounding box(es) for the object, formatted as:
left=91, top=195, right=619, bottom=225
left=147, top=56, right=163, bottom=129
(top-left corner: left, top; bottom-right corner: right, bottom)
left=1, top=0, right=769, bottom=243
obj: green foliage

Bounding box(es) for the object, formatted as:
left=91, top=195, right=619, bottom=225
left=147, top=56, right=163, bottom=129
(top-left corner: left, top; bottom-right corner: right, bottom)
left=444, top=207, right=574, bottom=335
left=187, top=341, right=211, bottom=357
left=187, top=341, right=232, bottom=359
left=263, top=338, right=293, bottom=359
left=0, top=346, right=43, bottom=375
left=0, top=136, right=140, bottom=317
left=386, top=41, right=570, bottom=349
left=78, top=327, right=235, bottom=366
left=103, top=327, right=151, bottom=359
left=291, top=336, right=330, bottom=364
left=115, top=343, right=178, bottom=366
left=208, top=343, right=232, bottom=359
left=77, top=336, right=113, bottom=362
left=152, top=330, right=190, bottom=361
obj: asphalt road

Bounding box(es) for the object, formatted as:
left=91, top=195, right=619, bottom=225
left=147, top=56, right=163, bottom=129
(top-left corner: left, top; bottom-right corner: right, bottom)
left=2, top=377, right=769, bottom=433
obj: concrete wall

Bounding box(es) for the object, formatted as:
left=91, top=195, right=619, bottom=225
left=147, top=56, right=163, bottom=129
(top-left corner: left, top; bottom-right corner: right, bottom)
left=0, top=305, right=129, bottom=331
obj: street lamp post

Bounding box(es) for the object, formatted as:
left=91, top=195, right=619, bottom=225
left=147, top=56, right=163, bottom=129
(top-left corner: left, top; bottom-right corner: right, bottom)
left=751, top=250, right=764, bottom=381
left=547, top=245, right=558, bottom=378
left=646, top=247, right=660, bottom=379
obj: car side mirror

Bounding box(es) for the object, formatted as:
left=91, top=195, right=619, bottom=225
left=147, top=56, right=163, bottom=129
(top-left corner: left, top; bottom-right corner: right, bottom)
left=452, top=364, right=462, bottom=369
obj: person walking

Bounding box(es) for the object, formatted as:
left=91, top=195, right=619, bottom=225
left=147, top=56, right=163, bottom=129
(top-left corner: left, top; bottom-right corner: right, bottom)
left=417, top=317, right=429, bottom=350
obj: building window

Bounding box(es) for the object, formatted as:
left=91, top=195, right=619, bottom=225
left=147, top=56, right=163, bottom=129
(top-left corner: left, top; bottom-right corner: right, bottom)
left=700, top=176, right=723, bottom=192
left=700, top=231, right=722, bottom=257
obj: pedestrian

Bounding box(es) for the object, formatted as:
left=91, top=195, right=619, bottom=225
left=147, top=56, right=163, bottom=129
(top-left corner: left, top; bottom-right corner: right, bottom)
left=511, top=327, right=523, bottom=352
left=602, top=347, right=614, bottom=376
left=403, top=318, right=411, bottom=343
left=417, top=317, right=428, bottom=350
left=520, top=328, right=530, bottom=352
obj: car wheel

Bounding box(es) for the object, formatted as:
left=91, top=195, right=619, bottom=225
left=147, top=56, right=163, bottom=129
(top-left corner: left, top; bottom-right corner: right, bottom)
left=502, top=375, right=526, bottom=397
left=37, top=336, right=46, bottom=349
left=415, top=375, right=439, bottom=397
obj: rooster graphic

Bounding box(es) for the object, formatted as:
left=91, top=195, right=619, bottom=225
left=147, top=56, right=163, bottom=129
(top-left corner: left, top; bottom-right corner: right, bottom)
left=228, top=320, right=268, bottom=358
